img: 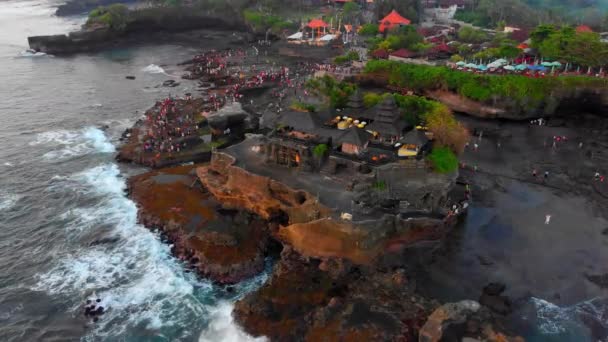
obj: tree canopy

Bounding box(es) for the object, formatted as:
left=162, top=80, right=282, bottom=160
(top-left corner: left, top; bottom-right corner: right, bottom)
left=531, top=25, right=608, bottom=67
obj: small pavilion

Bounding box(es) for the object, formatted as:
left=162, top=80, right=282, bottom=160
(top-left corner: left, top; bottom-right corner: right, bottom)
left=379, top=10, right=411, bottom=33
left=307, top=19, right=329, bottom=39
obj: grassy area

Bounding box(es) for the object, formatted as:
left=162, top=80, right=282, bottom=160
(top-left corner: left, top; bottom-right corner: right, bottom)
left=364, top=60, right=608, bottom=105
left=372, top=180, right=387, bottom=191
left=242, top=9, right=295, bottom=34
left=427, top=147, right=458, bottom=174
left=290, top=101, right=317, bottom=113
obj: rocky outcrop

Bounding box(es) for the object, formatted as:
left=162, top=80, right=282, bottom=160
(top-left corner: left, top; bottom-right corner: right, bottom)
left=116, top=98, right=214, bottom=168
left=55, top=0, right=135, bottom=17
left=196, top=152, right=333, bottom=224
left=426, top=87, right=608, bottom=120
left=28, top=8, right=247, bottom=54
left=128, top=164, right=271, bottom=284
left=197, top=152, right=455, bottom=264
left=277, top=215, right=452, bottom=265
left=234, top=247, right=437, bottom=342
left=419, top=300, right=523, bottom=342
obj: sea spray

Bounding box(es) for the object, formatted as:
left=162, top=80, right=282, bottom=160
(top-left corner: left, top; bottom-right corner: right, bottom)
left=199, top=301, right=268, bottom=342
left=36, top=162, right=269, bottom=340
left=31, top=127, right=115, bottom=160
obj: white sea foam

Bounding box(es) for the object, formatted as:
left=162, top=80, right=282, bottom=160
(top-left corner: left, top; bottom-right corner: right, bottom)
left=530, top=296, right=608, bottom=336
left=0, top=193, right=20, bottom=211
left=18, top=50, right=48, bottom=58
left=531, top=297, right=569, bottom=334
left=32, top=127, right=115, bottom=160
left=199, top=301, right=268, bottom=342
left=36, top=163, right=267, bottom=340
left=142, top=64, right=166, bottom=74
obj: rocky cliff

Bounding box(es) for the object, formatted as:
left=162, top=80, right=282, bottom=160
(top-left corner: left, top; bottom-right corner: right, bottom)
left=357, top=72, right=608, bottom=120
left=128, top=164, right=271, bottom=284
left=28, top=8, right=248, bottom=54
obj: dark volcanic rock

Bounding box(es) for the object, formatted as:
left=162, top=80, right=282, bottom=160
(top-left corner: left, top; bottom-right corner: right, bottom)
left=29, top=8, right=248, bottom=54
left=234, top=247, right=436, bottom=341
left=585, top=273, right=608, bottom=288
left=479, top=283, right=512, bottom=315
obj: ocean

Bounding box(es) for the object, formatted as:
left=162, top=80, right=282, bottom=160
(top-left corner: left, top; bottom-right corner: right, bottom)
left=0, top=0, right=606, bottom=341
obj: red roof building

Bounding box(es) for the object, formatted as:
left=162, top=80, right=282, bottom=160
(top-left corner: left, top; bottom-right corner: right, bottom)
left=378, top=10, right=411, bottom=33
left=576, top=25, right=593, bottom=33
left=371, top=49, right=389, bottom=59
left=307, top=19, right=329, bottom=29
left=390, top=48, right=417, bottom=59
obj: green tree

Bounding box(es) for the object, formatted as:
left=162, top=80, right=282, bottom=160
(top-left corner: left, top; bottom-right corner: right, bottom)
left=458, top=26, right=488, bottom=44
left=359, top=23, right=379, bottom=36
left=342, top=2, right=360, bottom=22
left=86, top=4, right=130, bottom=32
left=427, top=147, right=459, bottom=173
left=313, top=144, right=328, bottom=158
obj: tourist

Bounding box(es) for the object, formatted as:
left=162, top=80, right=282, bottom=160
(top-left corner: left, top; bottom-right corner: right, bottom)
left=545, top=214, right=551, bottom=225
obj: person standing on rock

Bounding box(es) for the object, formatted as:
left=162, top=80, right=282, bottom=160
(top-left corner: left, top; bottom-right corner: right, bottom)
left=545, top=214, right=552, bottom=225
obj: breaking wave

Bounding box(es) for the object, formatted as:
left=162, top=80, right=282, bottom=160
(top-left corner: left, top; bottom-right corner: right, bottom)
left=31, top=127, right=115, bottom=160
left=199, top=301, right=268, bottom=342
left=528, top=297, right=608, bottom=340
left=35, top=162, right=269, bottom=340
left=18, top=50, right=51, bottom=58
left=142, top=64, right=166, bottom=74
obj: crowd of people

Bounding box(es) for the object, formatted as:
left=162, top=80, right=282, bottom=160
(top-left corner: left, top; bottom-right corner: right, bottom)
left=142, top=97, right=198, bottom=156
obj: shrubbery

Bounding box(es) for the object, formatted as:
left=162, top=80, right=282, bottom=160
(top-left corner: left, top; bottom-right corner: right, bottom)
left=364, top=60, right=608, bottom=104
left=290, top=101, right=317, bottom=112
left=427, top=147, right=459, bottom=173
left=334, top=51, right=360, bottom=65
left=306, top=76, right=356, bottom=109
left=86, top=4, right=129, bottom=32
left=359, top=23, right=379, bottom=36
left=243, top=9, right=293, bottom=34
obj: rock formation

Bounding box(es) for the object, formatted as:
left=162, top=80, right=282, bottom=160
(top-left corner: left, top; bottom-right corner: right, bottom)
left=128, top=164, right=271, bottom=284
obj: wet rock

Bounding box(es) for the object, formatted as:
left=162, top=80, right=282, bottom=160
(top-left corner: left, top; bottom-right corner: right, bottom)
left=479, top=283, right=512, bottom=315
left=483, top=283, right=506, bottom=296
left=585, top=273, right=608, bottom=288
left=419, top=300, right=480, bottom=342
left=125, top=76, right=136, bottom=80
left=162, top=80, right=180, bottom=87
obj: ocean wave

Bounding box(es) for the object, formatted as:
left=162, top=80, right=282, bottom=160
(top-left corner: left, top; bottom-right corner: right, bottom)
left=31, top=127, right=115, bottom=160
left=199, top=301, right=268, bottom=342
left=0, top=193, right=20, bottom=211
left=530, top=296, right=608, bottom=338
left=35, top=163, right=267, bottom=340
left=142, top=64, right=166, bottom=74
left=18, top=50, right=52, bottom=58
left=532, top=297, right=570, bottom=334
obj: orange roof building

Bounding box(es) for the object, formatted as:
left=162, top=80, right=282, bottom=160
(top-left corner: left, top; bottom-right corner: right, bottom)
left=307, top=19, right=329, bottom=29
left=576, top=25, right=593, bottom=33
left=379, top=10, right=411, bottom=33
